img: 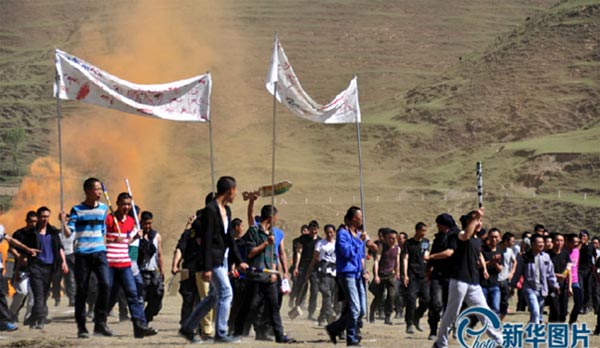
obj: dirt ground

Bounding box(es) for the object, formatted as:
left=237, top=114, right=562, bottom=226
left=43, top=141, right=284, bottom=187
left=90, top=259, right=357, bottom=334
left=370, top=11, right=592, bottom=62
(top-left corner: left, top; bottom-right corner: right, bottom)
left=2, top=289, right=600, bottom=348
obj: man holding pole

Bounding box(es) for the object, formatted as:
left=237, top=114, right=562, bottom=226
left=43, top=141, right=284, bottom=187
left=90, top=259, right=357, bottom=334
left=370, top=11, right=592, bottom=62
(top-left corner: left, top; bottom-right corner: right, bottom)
left=180, top=176, right=248, bottom=343
left=61, top=177, right=113, bottom=338
left=326, top=206, right=367, bottom=347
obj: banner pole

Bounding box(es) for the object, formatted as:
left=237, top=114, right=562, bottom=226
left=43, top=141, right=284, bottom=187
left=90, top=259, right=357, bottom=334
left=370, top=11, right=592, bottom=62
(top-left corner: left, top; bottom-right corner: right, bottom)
left=355, top=116, right=365, bottom=230
left=55, top=71, right=65, bottom=232
left=270, top=80, right=278, bottom=268
left=209, top=118, right=216, bottom=195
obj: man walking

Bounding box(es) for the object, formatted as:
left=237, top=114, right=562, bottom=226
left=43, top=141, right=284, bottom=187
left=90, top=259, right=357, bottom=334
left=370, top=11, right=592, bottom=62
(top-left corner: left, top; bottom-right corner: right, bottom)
left=62, top=177, right=113, bottom=338
left=105, top=193, right=157, bottom=338
left=180, top=176, right=248, bottom=343
left=22, top=207, right=68, bottom=329
left=325, top=206, right=368, bottom=347
left=403, top=222, right=430, bottom=334
left=432, top=208, right=503, bottom=348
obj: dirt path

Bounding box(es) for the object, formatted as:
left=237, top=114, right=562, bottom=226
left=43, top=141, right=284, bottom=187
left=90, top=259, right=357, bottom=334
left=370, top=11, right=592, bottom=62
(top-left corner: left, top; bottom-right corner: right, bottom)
left=2, top=292, right=600, bottom=348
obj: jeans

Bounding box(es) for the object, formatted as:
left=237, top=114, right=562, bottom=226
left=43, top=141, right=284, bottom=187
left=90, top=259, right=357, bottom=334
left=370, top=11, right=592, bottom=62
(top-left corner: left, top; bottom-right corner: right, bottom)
left=182, top=263, right=232, bottom=338
left=428, top=276, right=449, bottom=336
left=435, top=279, right=503, bottom=348
left=75, top=251, right=110, bottom=328
left=524, top=288, right=545, bottom=324
left=108, top=267, right=146, bottom=324
left=327, top=275, right=365, bottom=345
left=482, top=285, right=501, bottom=315
left=570, top=282, right=583, bottom=324
left=29, top=263, right=53, bottom=323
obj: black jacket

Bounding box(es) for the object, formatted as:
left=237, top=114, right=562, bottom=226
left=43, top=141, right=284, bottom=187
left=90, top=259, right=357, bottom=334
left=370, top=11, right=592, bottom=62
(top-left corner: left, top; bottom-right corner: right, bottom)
left=197, top=200, right=243, bottom=272
left=22, top=224, right=63, bottom=273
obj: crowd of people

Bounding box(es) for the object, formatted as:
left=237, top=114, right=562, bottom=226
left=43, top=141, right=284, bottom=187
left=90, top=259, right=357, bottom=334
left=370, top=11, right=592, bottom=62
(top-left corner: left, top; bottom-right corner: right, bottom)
left=0, top=175, right=598, bottom=348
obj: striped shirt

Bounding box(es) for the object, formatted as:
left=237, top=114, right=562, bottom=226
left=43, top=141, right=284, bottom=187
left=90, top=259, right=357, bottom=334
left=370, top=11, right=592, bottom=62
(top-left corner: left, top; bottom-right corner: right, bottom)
left=68, top=202, right=108, bottom=254
left=105, top=214, right=135, bottom=268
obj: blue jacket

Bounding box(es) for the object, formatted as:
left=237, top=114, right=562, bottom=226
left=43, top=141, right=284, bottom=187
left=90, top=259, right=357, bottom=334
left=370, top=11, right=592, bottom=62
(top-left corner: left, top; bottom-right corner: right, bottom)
left=335, top=226, right=364, bottom=278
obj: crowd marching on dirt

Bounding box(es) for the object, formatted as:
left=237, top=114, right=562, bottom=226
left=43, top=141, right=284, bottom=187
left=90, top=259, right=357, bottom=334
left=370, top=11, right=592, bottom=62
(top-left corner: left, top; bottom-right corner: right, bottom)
left=0, top=176, right=598, bottom=347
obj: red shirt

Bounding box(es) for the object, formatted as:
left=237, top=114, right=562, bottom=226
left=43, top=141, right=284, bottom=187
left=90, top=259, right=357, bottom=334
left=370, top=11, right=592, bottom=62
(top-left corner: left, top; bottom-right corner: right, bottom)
left=105, top=214, right=135, bottom=268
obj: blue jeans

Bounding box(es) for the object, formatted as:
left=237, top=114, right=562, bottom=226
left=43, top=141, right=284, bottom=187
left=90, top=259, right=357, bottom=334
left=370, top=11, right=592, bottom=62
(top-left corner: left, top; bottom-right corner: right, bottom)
left=482, top=285, right=501, bottom=314
left=182, top=263, right=232, bottom=338
left=108, top=267, right=146, bottom=324
left=327, top=275, right=364, bottom=344
left=524, top=288, right=545, bottom=324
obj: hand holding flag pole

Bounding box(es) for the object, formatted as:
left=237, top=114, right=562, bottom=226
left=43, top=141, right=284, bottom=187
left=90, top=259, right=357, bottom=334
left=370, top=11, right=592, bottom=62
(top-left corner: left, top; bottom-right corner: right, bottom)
left=101, top=182, right=122, bottom=237
left=125, top=178, right=141, bottom=231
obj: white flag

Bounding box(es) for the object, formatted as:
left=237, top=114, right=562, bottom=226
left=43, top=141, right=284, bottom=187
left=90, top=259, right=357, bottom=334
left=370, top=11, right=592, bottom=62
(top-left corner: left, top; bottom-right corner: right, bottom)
left=54, top=49, right=211, bottom=122
left=265, top=37, right=360, bottom=124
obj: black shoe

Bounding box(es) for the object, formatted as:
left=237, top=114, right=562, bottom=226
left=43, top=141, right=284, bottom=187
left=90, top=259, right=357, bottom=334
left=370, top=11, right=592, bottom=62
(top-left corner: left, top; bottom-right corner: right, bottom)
left=276, top=335, right=296, bottom=343
left=55, top=299, right=60, bottom=307
left=23, top=317, right=32, bottom=326
left=594, top=327, right=600, bottom=336
left=415, top=322, right=424, bottom=332
left=133, top=320, right=158, bottom=338
left=406, top=325, right=415, bottom=334
left=94, top=322, right=114, bottom=337
left=326, top=325, right=338, bottom=344
left=394, top=311, right=402, bottom=319
left=120, top=315, right=130, bottom=322
left=347, top=341, right=361, bottom=347
left=78, top=327, right=89, bottom=339
left=307, top=314, right=317, bottom=321
left=384, top=317, right=393, bottom=325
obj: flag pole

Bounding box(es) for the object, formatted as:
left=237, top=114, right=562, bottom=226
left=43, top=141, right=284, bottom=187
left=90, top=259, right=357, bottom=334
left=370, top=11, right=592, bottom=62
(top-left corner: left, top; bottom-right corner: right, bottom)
left=207, top=71, right=215, bottom=195
left=270, top=80, right=277, bottom=268
left=55, top=71, right=65, bottom=232
left=355, top=114, right=365, bottom=230
left=477, top=161, right=483, bottom=208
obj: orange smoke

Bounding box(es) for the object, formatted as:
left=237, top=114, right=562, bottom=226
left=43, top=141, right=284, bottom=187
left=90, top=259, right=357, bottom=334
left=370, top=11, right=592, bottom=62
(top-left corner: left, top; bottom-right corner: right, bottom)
left=1, top=0, right=259, bottom=240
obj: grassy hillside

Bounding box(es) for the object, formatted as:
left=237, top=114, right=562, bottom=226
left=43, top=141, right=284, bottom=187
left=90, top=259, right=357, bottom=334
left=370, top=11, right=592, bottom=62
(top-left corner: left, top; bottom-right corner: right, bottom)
left=0, top=0, right=598, bottom=250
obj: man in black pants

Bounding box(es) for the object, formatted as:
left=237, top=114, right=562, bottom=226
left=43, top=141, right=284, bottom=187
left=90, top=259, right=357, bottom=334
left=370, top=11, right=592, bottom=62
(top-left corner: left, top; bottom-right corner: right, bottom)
left=403, top=222, right=430, bottom=334
left=22, top=207, right=68, bottom=329
left=547, top=233, right=571, bottom=322
left=239, top=205, right=294, bottom=343
left=426, top=214, right=457, bottom=340
left=579, top=229, right=595, bottom=314
left=292, top=220, right=321, bottom=320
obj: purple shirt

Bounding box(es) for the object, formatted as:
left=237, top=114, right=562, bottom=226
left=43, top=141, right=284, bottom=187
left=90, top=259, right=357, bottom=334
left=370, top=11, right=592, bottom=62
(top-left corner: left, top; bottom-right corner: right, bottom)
left=38, top=233, right=55, bottom=265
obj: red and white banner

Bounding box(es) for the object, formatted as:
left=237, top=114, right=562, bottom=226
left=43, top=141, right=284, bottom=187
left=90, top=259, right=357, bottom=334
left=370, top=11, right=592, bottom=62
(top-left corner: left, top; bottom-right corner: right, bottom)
left=54, top=49, right=211, bottom=122
left=265, top=36, right=361, bottom=124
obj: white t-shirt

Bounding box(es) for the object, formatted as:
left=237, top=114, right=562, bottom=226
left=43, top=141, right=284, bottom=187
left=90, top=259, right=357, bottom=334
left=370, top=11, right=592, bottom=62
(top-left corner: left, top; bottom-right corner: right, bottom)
left=315, top=239, right=336, bottom=264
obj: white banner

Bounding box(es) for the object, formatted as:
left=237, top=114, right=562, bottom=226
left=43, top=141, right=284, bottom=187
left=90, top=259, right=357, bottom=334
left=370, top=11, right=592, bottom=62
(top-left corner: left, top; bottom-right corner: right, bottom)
left=54, top=49, right=211, bottom=122
left=265, top=37, right=361, bottom=124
